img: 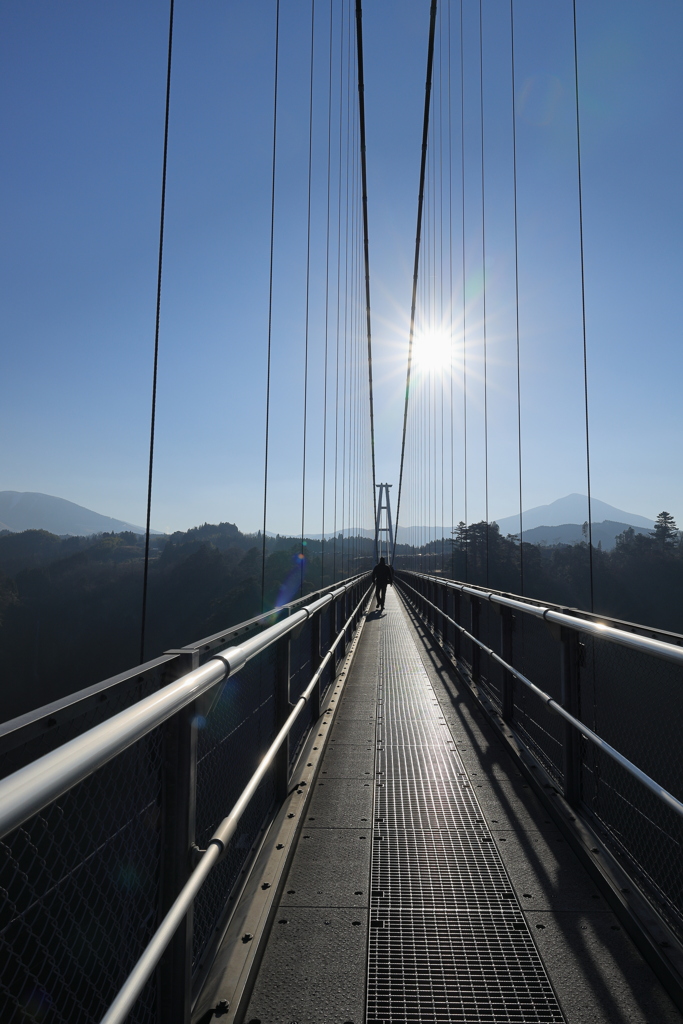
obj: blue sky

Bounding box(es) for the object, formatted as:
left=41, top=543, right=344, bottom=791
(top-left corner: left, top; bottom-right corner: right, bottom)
left=2, top=1, right=682, bottom=535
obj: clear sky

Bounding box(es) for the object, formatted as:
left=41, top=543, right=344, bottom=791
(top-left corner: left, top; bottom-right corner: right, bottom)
left=2, top=1, right=682, bottom=535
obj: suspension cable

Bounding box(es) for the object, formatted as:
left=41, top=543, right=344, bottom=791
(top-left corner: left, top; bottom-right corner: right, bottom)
left=260, top=0, right=281, bottom=611
left=354, top=0, right=378, bottom=528
left=320, top=1, right=335, bottom=587
left=479, top=0, right=489, bottom=584
left=573, top=0, right=594, bottom=613
left=460, top=0, right=468, bottom=582
left=333, top=0, right=345, bottom=582
left=448, top=0, right=454, bottom=577
left=393, top=0, right=438, bottom=563
left=300, top=0, right=316, bottom=595
left=140, top=0, right=175, bottom=664
left=509, top=0, right=524, bottom=594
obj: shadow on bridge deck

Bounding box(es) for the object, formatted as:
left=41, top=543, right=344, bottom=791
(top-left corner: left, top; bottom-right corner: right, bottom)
left=205, top=589, right=683, bottom=1024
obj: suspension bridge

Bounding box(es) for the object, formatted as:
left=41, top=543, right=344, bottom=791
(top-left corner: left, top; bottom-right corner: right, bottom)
left=2, top=2, right=683, bottom=1023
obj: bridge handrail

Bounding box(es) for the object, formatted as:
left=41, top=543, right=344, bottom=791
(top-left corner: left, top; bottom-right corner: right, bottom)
left=99, top=579, right=374, bottom=1024
left=406, top=571, right=683, bottom=667
left=397, top=574, right=683, bottom=823
left=0, top=571, right=368, bottom=747
left=0, top=573, right=370, bottom=843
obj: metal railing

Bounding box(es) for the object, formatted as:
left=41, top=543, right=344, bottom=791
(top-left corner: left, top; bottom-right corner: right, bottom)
left=397, top=570, right=683, bottom=942
left=0, top=573, right=371, bottom=1024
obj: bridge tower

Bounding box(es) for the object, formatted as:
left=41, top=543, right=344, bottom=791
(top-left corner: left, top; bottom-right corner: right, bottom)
left=374, top=482, right=394, bottom=564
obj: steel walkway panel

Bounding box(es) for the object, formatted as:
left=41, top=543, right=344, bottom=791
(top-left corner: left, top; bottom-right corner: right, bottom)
left=366, top=589, right=565, bottom=1023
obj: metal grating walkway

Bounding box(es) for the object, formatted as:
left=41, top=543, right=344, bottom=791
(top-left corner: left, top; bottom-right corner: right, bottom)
left=367, top=589, right=566, bottom=1023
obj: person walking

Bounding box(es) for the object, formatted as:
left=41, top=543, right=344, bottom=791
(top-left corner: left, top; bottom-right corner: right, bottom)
left=372, top=556, right=394, bottom=611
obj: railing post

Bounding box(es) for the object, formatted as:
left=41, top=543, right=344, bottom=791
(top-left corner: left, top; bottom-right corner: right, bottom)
left=275, top=630, right=291, bottom=802
left=471, top=597, right=481, bottom=682
left=443, top=585, right=452, bottom=653
left=500, top=607, right=514, bottom=723
left=158, top=648, right=200, bottom=1024
left=452, top=588, right=461, bottom=659
left=561, top=627, right=581, bottom=804
left=310, top=610, right=322, bottom=721
left=333, top=594, right=342, bottom=675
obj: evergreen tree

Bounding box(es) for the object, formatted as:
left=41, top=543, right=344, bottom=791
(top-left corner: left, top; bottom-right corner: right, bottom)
left=652, top=511, right=678, bottom=545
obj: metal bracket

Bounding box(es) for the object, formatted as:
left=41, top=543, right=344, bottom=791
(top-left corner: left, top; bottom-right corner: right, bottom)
left=190, top=843, right=207, bottom=869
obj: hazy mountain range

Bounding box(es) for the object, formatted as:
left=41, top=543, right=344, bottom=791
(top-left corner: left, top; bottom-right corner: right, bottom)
left=493, top=494, right=654, bottom=534
left=0, top=490, right=658, bottom=548
left=391, top=495, right=656, bottom=547
left=0, top=491, right=155, bottom=536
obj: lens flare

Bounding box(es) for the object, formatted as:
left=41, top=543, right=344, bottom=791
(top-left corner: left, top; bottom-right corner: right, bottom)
left=414, top=327, right=452, bottom=373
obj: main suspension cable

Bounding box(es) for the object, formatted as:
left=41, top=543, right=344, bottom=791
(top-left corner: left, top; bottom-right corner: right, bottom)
left=320, top=0, right=335, bottom=586
left=460, top=0, right=468, bottom=582
left=573, top=0, right=594, bottom=613
left=393, top=0, right=438, bottom=563
left=509, top=0, right=524, bottom=594
left=300, top=0, right=316, bottom=595
left=479, top=0, right=489, bottom=584
left=140, top=0, right=175, bottom=664
left=354, top=0, right=378, bottom=527
left=260, top=0, right=281, bottom=611
left=448, top=0, right=454, bottom=577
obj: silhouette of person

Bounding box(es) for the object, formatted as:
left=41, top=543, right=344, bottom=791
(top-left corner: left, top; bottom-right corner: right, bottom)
left=372, top=556, right=394, bottom=611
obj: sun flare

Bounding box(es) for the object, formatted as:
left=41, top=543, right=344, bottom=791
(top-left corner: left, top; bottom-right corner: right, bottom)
left=414, top=327, right=452, bottom=373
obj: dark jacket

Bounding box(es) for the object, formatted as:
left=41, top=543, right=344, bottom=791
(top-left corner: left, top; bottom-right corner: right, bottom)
left=372, top=560, right=394, bottom=586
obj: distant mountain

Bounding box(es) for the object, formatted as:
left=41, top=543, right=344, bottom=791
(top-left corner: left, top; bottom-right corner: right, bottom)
left=520, top=520, right=651, bottom=551
left=0, top=491, right=158, bottom=537
left=394, top=525, right=450, bottom=545
left=494, top=494, right=654, bottom=536
left=306, top=528, right=376, bottom=540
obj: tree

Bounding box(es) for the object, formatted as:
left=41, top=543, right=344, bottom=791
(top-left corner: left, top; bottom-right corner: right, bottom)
left=652, top=511, right=678, bottom=545
left=451, top=521, right=467, bottom=551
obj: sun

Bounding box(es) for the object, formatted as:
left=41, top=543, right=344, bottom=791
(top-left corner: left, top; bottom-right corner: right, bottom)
left=413, top=327, right=452, bottom=373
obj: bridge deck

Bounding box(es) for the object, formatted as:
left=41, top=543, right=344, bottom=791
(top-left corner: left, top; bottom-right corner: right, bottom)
left=243, top=589, right=682, bottom=1023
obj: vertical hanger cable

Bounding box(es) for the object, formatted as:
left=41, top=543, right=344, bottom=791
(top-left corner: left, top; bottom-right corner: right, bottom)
left=140, top=0, right=175, bottom=662
left=573, top=0, right=595, bottom=612
left=259, top=0, right=281, bottom=610
left=393, top=0, right=438, bottom=562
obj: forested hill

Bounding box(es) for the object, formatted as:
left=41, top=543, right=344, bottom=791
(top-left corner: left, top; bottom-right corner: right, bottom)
left=420, top=517, right=683, bottom=636
left=0, top=523, right=374, bottom=723
left=1, top=515, right=682, bottom=725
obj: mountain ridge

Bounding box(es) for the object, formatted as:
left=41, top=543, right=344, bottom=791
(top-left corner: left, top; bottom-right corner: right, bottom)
left=493, top=494, right=654, bottom=535
left=0, top=491, right=159, bottom=537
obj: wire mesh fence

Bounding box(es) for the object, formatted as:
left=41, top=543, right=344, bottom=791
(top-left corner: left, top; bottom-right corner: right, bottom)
left=0, top=729, right=164, bottom=1024
left=192, top=644, right=278, bottom=971
left=398, top=571, right=683, bottom=943
left=579, top=633, right=683, bottom=938
left=477, top=599, right=503, bottom=707
left=0, top=576, right=368, bottom=1023
left=511, top=615, right=565, bottom=786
